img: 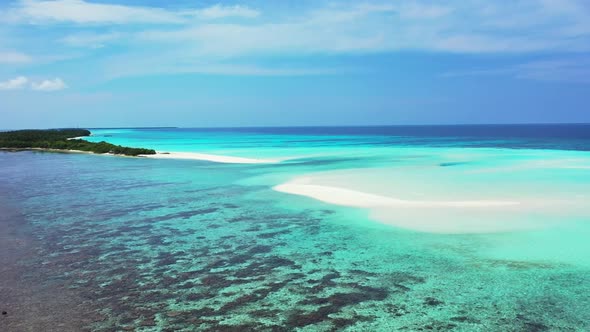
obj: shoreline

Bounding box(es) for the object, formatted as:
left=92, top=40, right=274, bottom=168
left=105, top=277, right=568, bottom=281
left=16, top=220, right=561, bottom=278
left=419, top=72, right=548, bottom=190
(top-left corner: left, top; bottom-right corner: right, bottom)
left=76, top=132, right=283, bottom=164
left=0, top=147, right=122, bottom=157
left=0, top=147, right=152, bottom=159
left=0, top=129, right=154, bottom=158
left=1, top=148, right=283, bottom=164
left=1, top=147, right=97, bottom=154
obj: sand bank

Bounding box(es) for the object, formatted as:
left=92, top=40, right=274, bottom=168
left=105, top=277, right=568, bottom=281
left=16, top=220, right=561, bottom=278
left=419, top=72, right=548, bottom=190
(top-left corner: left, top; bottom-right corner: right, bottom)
left=143, top=151, right=282, bottom=164
left=272, top=176, right=551, bottom=234
left=274, top=178, right=519, bottom=209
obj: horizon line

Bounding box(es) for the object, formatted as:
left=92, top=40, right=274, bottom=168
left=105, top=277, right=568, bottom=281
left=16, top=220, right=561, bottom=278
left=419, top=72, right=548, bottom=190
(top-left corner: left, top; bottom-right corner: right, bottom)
left=3, top=122, right=590, bottom=131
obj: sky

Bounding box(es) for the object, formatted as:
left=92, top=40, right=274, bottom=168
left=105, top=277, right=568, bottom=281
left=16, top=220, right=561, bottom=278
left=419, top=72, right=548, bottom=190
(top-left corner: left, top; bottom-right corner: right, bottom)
left=0, top=0, right=589, bottom=129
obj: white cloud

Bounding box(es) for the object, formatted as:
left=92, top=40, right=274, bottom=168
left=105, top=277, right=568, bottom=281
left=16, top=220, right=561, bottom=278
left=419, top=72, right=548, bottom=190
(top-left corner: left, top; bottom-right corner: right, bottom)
left=442, top=58, right=590, bottom=83
left=0, top=76, right=29, bottom=90
left=10, top=0, right=182, bottom=24
left=0, top=76, right=69, bottom=91
left=396, top=3, right=453, bottom=19
left=516, top=59, right=590, bottom=83
left=103, top=56, right=354, bottom=78
left=60, top=32, right=122, bottom=48
left=5, top=1, right=590, bottom=56
left=135, top=0, right=590, bottom=57
left=3, top=1, right=590, bottom=78
left=31, top=78, right=68, bottom=91
left=191, top=4, right=260, bottom=19
left=0, top=51, right=32, bottom=63
left=5, top=0, right=260, bottom=25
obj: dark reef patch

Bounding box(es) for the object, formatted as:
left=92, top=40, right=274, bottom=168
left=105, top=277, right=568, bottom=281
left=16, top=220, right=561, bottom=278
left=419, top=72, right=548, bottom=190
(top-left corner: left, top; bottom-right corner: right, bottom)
left=291, top=284, right=389, bottom=328
left=286, top=305, right=336, bottom=328
left=257, top=229, right=291, bottom=239
left=307, top=271, right=340, bottom=292
left=424, top=297, right=444, bottom=306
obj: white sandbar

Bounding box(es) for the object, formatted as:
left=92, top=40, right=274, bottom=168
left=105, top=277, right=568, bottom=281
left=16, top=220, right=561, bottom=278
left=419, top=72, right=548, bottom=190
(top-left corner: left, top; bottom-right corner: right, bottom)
left=143, top=151, right=282, bottom=164
left=274, top=179, right=519, bottom=209
left=271, top=176, right=548, bottom=234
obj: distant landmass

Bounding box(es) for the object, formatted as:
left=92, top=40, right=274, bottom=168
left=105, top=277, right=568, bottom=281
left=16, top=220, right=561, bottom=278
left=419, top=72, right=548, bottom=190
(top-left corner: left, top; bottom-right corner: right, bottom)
left=0, top=129, right=156, bottom=156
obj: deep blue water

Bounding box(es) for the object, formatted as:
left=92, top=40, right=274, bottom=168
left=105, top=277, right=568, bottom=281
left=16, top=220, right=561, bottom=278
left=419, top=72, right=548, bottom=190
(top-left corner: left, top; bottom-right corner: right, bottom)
left=88, top=124, right=590, bottom=151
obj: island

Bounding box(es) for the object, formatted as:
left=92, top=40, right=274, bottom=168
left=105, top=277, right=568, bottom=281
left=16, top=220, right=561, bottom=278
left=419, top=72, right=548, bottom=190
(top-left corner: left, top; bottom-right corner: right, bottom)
left=0, top=129, right=156, bottom=156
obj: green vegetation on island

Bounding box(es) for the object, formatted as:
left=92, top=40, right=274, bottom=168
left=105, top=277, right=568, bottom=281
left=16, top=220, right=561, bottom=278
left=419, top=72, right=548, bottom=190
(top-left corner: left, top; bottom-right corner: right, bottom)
left=0, top=129, right=156, bottom=156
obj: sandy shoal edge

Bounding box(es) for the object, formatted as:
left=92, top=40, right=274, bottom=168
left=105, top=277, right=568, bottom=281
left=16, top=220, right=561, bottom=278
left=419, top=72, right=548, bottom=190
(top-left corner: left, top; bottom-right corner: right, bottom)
left=0, top=148, right=145, bottom=158
left=142, top=151, right=282, bottom=164
left=2, top=148, right=283, bottom=164
left=272, top=179, right=544, bottom=234
left=273, top=179, right=520, bottom=209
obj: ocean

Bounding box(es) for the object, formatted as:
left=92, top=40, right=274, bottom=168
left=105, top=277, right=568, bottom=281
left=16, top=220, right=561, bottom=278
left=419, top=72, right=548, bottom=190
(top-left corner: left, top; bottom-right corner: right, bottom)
left=1, top=124, right=589, bottom=331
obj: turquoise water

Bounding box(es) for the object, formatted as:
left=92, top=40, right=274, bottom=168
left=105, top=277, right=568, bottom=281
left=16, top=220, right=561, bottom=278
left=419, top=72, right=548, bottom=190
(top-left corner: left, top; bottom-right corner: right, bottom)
left=1, top=126, right=590, bottom=331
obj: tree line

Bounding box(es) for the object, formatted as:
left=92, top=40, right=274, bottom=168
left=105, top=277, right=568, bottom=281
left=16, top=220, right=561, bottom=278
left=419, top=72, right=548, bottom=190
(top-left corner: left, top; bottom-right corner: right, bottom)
left=0, top=129, right=156, bottom=156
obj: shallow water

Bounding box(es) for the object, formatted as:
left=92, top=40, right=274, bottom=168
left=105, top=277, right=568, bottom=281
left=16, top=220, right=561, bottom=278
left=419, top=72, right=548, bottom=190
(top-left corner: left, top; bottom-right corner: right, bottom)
left=1, top=125, right=590, bottom=331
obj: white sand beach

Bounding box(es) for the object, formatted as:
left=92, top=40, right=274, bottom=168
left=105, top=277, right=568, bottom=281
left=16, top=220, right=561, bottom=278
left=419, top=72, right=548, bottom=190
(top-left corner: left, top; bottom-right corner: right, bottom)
left=143, top=151, right=282, bottom=164
left=274, top=178, right=520, bottom=209
left=272, top=170, right=587, bottom=234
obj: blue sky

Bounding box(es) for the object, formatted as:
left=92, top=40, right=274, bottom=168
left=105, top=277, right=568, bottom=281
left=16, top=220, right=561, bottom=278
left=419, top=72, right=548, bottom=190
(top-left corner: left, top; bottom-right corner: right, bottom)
left=1, top=0, right=589, bottom=129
